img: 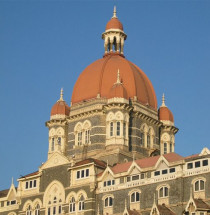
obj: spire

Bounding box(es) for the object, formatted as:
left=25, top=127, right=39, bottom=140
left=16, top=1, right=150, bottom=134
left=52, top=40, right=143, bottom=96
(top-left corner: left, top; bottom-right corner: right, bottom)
left=59, top=88, right=64, bottom=101
left=161, top=93, right=166, bottom=107
left=11, top=177, right=14, bottom=185
left=112, top=6, right=117, bottom=18
left=115, top=69, right=122, bottom=84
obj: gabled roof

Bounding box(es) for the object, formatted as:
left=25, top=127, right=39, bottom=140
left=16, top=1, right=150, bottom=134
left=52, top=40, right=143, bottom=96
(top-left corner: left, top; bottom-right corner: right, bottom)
left=74, top=158, right=106, bottom=168
left=184, top=154, right=199, bottom=160
left=127, top=209, right=141, bottom=215
left=157, top=204, right=176, bottom=215
left=110, top=153, right=183, bottom=174
left=0, top=189, right=9, bottom=198
left=19, top=171, right=39, bottom=179
left=194, top=199, right=210, bottom=210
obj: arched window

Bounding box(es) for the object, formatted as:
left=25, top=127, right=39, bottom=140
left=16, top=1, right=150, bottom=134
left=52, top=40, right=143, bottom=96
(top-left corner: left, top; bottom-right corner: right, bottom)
left=51, top=138, right=55, bottom=151
left=26, top=205, right=32, bottom=215
left=140, top=132, right=144, bottom=146
left=104, top=196, right=113, bottom=207
left=116, top=121, right=120, bottom=136
left=194, top=180, right=205, bottom=191
left=123, top=122, right=126, bottom=137
left=110, top=122, right=114, bottom=136
left=164, top=143, right=167, bottom=154
left=170, top=143, right=172, bottom=152
left=69, top=197, right=75, bottom=213
left=85, top=130, right=90, bottom=144
left=35, top=204, right=40, bottom=215
left=78, top=132, right=82, bottom=146
left=57, top=137, right=61, bottom=149
left=130, top=192, right=140, bottom=203
left=147, top=134, right=150, bottom=148
left=78, top=195, right=85, bottom=211
left=159, top=186, right=169, bottom=198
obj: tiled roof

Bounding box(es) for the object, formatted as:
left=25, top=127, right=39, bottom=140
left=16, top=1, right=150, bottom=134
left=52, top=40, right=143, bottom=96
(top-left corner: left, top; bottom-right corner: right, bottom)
left=194, top=198, right=210, bottom=210
left=157, top=204, right=176, bottom=215
left=185, top=154, right=199, bottom=160
left=127, top=209, right=141, bottom=215
left=74, top=158, right=106, bottom=168
left=19, top=171, right=39, bottom=179
left=0, top=189, right=9, bottom=198
left=110, top=153, right=184, bottom=174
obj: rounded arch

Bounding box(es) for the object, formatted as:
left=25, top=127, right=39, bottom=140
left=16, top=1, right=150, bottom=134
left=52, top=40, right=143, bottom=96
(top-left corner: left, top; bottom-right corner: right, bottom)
left=140, top=123, right=148, bottom=132
left=23, top=200, right=33, bottom=211
left=32, top=198, right=42, bottom=209
left=115, top=111, right=123, bottom=120
left=66, top=191, right=77, bottom=203
left=8, top=212, right=17, bottom=215
left=106, top=112, right=114, bottom=121
left=43, top=180, right=65, bottom=207
left=83, top=120, right=91, bottom=129
left=128, top=189, right=141, bottom=196
left=156, top=184, right=170, bottom=191
left=74, top=122, right=83, bottom=133
left=56, top=127, right=64, bottom=136
left=102, top=193, right=114, bottom=201
left=191, top=176, right=206, bottom=185
left=76, top=189, right=88, bottom=201
left=148, top=126, right=154, bottom=136
left=161, top=132, right=170, bottom=142
left=49, top=128, right=55, bottom=137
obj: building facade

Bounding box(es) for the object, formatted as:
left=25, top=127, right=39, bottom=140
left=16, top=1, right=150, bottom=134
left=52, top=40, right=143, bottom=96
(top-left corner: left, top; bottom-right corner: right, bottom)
left=0, top=7, right=210, bottom=215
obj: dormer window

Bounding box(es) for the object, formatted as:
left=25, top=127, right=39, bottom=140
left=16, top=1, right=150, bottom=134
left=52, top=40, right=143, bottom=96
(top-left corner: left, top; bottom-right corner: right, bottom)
left=104, top=179, right=115, bottom=187
left=25, top=179, right=37, bottom=189
left=76, top=169, right=89, bottom=179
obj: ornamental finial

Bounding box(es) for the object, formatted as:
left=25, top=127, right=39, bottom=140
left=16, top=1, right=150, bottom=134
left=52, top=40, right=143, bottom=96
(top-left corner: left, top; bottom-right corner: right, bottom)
left=161, top=93, right=166, bottom=107
left=112, top=6, right=117, bottom=18
left=60, top=88, right=64, bottom=101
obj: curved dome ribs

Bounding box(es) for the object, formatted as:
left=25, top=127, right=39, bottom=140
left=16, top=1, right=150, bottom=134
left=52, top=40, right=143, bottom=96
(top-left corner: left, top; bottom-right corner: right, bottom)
left=71, top=7, right=158, bottom=110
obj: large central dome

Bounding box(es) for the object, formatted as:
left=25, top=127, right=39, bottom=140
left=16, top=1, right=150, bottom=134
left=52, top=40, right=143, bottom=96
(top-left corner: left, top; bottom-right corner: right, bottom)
left=71, top=8, right=157, bottom=110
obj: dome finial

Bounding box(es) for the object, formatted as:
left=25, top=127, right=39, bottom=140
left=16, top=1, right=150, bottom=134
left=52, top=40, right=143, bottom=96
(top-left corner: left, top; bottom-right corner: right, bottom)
left=161, top=93, right=166, bottom=107
left=60, top=88, right=64, bottom=101
left=112, top=6, right=117, bottom=18
left=116, top=69, right=121, bottom=84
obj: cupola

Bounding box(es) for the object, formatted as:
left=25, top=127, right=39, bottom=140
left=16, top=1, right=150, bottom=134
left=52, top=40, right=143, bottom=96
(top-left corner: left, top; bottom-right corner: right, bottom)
left=158, top=94, right=174, bottom=124
left=102, top=6, right=127, bottom=55
left=50, top=89, right=70, bottom=120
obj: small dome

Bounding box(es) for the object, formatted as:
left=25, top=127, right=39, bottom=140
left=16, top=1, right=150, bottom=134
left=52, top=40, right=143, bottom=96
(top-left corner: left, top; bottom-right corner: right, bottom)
left=109, top=83, right=128, bottom=99
left=51, top=101, right=70, bottom=117
left=158, top=106, right=174, bottom=122
left=51, top=89, right=70, bottom=119
left=158, top=95, right=174, bottom=123
left=106, top=17, right=123, bottom=31
left=105, top=6, right=123, bottom=31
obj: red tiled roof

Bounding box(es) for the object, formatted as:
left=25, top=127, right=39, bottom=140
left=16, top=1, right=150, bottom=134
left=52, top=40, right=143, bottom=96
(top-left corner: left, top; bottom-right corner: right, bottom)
left=74, top=158, right=106, bottom=168
left=110, top=153, right=184, bottom=174
left=19, top=171, right=39, bottom=179
left=0, top=189, right=9, bottom=198
left=185, top=154, right=199, bottom=160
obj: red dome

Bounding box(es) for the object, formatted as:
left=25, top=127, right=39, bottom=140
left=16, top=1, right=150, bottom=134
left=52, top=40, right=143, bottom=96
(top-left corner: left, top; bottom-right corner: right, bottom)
left=51, top=100, right=70, bottom=117
left=71, top=54, right=157, bottom=109
left=106, top=17, right=123, bottom=31
left=158, top=106, right=174, bottom=122
left=109, top=83, right=128, bottom=99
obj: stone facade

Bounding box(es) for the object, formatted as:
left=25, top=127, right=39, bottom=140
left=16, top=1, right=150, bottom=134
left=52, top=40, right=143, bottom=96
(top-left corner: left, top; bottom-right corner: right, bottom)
left=1, top=7, right=210, bottom=215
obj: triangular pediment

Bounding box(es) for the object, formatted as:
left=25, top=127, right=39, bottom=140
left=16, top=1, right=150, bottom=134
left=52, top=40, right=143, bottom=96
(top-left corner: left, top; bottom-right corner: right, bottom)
left=155, top=156, right=169, bottom=169
left=99, top=167, right=114, bottom=180
left=40, top=152, right=69, bottom=170
left=7, top=184, right=17, bottom=200
left=127, top=162, right=141, bottom=175
left=200, top=147, right=210, bottom=156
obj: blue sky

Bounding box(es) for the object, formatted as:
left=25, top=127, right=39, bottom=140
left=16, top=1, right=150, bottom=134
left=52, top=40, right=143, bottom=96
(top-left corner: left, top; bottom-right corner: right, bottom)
left=0, top=1, right=210, bottom=190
